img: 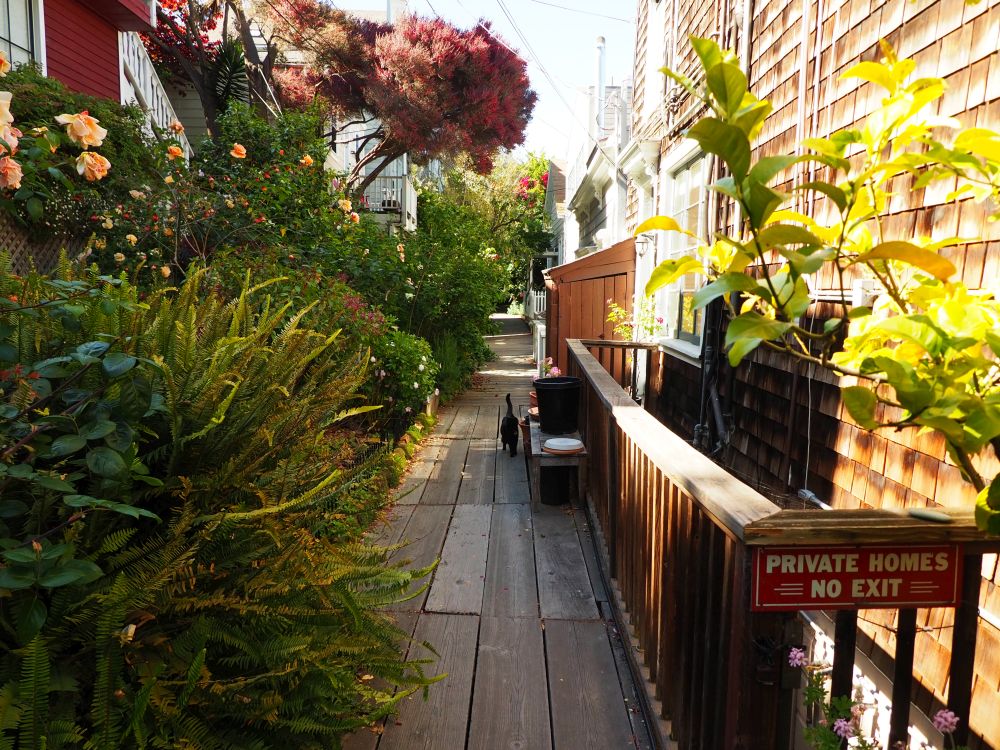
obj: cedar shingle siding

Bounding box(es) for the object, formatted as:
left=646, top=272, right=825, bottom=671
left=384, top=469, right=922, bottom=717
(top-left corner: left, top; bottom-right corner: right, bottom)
left=633, top=0, right=1000, bottom=744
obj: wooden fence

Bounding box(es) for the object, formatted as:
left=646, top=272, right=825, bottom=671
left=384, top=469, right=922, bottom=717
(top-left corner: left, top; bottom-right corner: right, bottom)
left=543, top=238, right=635, bottom=384
left=566, top=338, right=1000, bottom=750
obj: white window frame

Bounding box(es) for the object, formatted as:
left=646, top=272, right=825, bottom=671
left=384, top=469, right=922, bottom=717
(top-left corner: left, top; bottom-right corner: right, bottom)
left=0, top=0, right=44, bottom=72
left=654, top=142, right=708, bottom=364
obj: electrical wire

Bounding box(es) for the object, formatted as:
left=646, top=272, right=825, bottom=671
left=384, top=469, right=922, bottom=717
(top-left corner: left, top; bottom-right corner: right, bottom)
left=525, top=0, right=634, bottom=24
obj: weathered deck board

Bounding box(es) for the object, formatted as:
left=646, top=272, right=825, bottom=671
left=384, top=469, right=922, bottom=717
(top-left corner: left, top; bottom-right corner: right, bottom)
left=420, top=407, right=477, bottom=505
left=533, top=506, right=600, bottom=621
left=425, top=504, right=491, bottom=614
left=378, top=613, right=479, bottom=750
left=495, top=448, right=531, bottom=503
left=456, top=438, right=496, bottom=505
left=467, top=616, right=551, bottom=750
left=482, top=503, right=539, bottom=618
left=391, top=505, right=453, bottom=612
left=545, top=619, right=637, bottom=750
left=356, top=317, right=652, bottom=750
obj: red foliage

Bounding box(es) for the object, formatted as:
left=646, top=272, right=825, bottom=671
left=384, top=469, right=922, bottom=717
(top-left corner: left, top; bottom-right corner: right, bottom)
left=142, top=0, right=221, bottom=82
left=280, top=6, right=536, bottom=180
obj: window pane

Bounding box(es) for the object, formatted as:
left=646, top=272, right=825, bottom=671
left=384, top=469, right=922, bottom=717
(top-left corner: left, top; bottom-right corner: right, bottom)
left=0, top=1, right=9, bottom=41
left=8, top=0, right=29, bottom=50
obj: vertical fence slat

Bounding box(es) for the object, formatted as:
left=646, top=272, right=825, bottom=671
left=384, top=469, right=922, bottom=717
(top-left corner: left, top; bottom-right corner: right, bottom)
left=948, top=553, right=982, bottom=747
left=888, top=608, right=918, bottom=748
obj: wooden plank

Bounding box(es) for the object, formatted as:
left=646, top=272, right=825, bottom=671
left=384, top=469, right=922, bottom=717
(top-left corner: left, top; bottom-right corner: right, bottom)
left=421, top=408, right=476, bottom=505
left=597, top=601, right=656, bottom=750
left=483, top=504, right=539, bottom=617
left=369, top=504, right=415, bottom=549
left=378, top=613, right=480, bottom=750
left=390, top=505, right=454, bottom=612
left=545, top=619, right=636, bottom=749
left=495, top=443, right=531, bottom=503
left=534, top=506, right=600, bottom=621
left=426, top=504, right=492, bottom=614
left=467, top=617, right=551, bottom=750
left=573, top=506, right=610, bottom=604
left=472, top=405, right=499, bottom=439
left=457, top=438, right=496, bottom=505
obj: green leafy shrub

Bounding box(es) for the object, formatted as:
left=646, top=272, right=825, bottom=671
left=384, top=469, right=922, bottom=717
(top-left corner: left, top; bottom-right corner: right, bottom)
left=0, top=263, right=433, bottom=748
left=1, top=65, right=157, bottom=237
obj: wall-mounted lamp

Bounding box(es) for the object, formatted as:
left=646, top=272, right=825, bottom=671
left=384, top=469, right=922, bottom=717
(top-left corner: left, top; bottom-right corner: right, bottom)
left=635, top=232, right=654, bottom=258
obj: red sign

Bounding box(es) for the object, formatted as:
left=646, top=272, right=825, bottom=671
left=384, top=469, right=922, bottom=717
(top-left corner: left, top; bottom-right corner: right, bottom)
left=751, top=545, right=962, bottom=611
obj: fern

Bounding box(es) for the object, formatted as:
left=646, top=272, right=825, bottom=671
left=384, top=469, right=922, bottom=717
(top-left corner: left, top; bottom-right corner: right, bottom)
left=16, top=637, right=49, bottom=750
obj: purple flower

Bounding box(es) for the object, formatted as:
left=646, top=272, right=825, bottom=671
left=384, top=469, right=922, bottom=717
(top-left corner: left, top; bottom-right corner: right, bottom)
left=933, top=709, right=959, bottom=734
left=832, top=718, right=853, bottom=739
left=788, top=647, right=808, bottom=668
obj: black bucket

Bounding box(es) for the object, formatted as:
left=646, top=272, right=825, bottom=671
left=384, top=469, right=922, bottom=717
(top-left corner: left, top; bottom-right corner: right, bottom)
left=532, top=376, right=582, bottom=434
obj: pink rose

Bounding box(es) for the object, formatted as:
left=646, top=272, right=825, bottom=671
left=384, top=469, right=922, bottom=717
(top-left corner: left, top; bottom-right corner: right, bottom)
left=55, top=111, right=107, bottom=148
left=0, top=92, right=13, bottom=125
left=0, top=125, right=21, bottom=154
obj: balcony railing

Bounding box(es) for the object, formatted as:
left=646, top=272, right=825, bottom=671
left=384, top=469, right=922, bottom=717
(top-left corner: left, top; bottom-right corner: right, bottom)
left=360, top=175, right=417, bottom=231
left=119, top=31, right=192, bottom=156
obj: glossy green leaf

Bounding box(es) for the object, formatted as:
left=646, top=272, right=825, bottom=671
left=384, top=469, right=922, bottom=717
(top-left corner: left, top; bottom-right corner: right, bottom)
left=795, top=181, right=848, bottom=212
left=0, top=499, right=28, bottom=518
left=86, top=447, right=127, bottom=478
left=727, top=336, right=763, bottom=366
left=840, top=61, right=896, bottom=92
left=102, top=352, right=137, bottom=377
left=644, top=256, right=703, bottom=296
left=842, top=386, right=879, bottom=429
left=118, top=376, right=152, bottom=421
left=33, top=475, right=76, bottom=493
left=25, top=197, right=43, bottom=221
left=749, top=155, right=806, bottom=185
left=76, top=341, right=110, bottom=358
left=692, top=273, right=765, bottom=310
left=757, top=224, right=823, bottom=248
left=634, top=215, right=696, bottom=237
left=873, top=315, right=943, bottom=355
left=49, top=435, right=87, bottom=456
left=706, top=62, right=747, bottom=115
left=15, top=598, right=46, bottom=643
left=0, top=568, right=35, bottom=590
left=79, top=420, right=117, bottom=440
left=856, top=241, right=956, bottom=280
left=38, top=560, right=102, bottom=588
left=690, top=36, right=725, bottom=71
left=744, top=181, right=785, bottom=227
left=687, top=118, right=751, bottom=181
left=0, top=342, right=16, bottom=361
left=975, top=477, right=1000, bottom=533
left=724, top=312, right=791, bottom=347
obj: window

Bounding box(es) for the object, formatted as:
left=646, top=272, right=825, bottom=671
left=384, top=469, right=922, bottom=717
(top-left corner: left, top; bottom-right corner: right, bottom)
left=658, top=154, right=706, bottom=346
left=0, top=0, right=36, bottom=67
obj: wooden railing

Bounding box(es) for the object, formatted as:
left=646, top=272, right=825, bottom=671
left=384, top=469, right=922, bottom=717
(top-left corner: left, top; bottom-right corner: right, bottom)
left=578, top=339, right=660, bottom=408
left=566, top=338, right=996, bottom=750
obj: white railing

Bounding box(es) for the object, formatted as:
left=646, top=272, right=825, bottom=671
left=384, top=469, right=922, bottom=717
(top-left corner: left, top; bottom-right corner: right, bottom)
left=360, top=173, right=418, bottom=232
left=525, top=288, right=547, bottom=320
left=119, top=31, right=192, bottom=156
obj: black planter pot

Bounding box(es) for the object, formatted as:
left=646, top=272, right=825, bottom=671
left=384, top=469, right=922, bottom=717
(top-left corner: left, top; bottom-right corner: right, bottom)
left=532, top=376, right=582, bottom=434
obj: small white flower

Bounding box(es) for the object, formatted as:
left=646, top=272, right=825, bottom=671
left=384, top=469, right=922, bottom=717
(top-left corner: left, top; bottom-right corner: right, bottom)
left=418, top=364, right=425, bottom=371
left=413, top=382, right=419, bottom=389
left=421, top=356, right=427, bottom=362
left=404, top=406, right=412, bottom=413
left=370, top=356, right=377, bottom=363
left=434, top=388, right=440, bottom=396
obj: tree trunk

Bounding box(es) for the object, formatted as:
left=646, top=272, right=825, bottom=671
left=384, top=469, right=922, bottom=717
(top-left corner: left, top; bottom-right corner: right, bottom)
left=348, top=144, right=405, bottom=197
left=227, top=1, right=278, bottom=120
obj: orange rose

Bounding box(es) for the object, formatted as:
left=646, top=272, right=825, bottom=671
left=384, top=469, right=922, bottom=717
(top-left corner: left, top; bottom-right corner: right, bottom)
left=230, top=143, right=247, bottom=159
left=169, top=120, right=185, bottom=134
left=55, top=111, right=107, bottom=149
left=0, top=125, right=20, bottom=155
left=0, top=156, right=23, bottom=189
left=166, top=145, right=184, bottom=160
left=0, top=52, right=10, bottom=77
left=75, top=151, right=111, bottom=181
left=299, top=154, right=314, bottom=166
left=0, top=92, right=13, bottom=125
left=350, top=211, right=360, bottom=223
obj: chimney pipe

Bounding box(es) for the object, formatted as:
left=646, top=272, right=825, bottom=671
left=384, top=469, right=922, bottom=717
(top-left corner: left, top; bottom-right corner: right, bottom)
left=595, top=36, right=606, bottom=137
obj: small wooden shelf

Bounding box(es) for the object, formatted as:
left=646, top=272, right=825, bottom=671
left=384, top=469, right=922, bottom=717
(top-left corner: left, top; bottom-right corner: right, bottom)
left=527, top=418, right=588, bottom=504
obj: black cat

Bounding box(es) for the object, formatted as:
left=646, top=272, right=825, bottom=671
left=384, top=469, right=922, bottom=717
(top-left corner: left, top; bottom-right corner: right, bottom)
left=500, top=393, right=519, bottom=457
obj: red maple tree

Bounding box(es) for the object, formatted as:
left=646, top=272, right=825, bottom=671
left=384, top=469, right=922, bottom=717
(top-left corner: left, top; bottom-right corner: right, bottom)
left=269, top=3, right=537, bottom=194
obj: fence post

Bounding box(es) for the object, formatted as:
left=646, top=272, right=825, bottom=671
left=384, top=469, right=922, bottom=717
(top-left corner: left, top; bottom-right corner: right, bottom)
left=606, top=413, right=619, bottom=570
left=948, top=552, right=982, bottom=746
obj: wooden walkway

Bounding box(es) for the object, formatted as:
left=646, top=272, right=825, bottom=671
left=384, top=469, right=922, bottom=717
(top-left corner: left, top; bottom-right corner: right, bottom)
left=345, top=316, right=654, bottom=750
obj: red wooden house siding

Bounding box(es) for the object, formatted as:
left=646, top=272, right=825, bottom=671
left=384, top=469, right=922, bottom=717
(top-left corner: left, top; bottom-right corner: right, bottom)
left=44, top=0, right=122, bottom=101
